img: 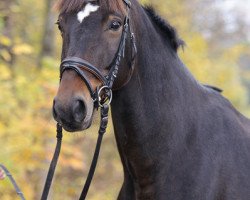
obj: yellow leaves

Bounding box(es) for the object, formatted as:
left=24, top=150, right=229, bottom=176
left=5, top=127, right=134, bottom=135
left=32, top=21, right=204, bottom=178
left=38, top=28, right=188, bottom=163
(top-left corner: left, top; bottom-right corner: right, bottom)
left=0, top=36, right=33, bottom=59
left=0, top=64, right=11, bottom=79
left=0, top=37, right=33, bottom=63
left=222, top=45, right=245, bottom=62
left=140, top=0, right=149, bottom=4
left=0, top=36, right=12, bottom=47
left=60, top=157, right=84, bottom=171
left=0, top=49, right=12, bottom=62
left=59, top=143, right=86, bottom=170
left=66, top=188, right=77, bottom=197
left=13, top=43, right=33, bottom=55
left=20, top=180, right=35, bottom=200
left=10, top=4, right=21, bottom=13
left=15, top=75, right=28, bottom=85
left=0, top=122, right=5, bottom=131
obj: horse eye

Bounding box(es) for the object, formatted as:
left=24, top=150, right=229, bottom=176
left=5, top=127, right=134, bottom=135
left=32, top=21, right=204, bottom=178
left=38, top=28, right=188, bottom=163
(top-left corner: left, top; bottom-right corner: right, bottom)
left=110, top=21, right=121, bottom=31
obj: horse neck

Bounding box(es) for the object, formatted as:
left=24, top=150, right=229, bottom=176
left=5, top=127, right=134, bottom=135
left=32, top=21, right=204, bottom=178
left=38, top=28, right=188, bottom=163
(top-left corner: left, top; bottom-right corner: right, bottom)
left=112, top=5, right=200, bottom=136
left=111, top=4, right=201, bottom=183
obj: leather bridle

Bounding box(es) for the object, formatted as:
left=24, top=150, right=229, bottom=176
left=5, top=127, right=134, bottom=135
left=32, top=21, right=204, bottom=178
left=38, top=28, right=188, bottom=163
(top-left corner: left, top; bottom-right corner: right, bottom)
left=41, top=1, right=137, bottom=200
left=60, top=0, right=136, bottom=108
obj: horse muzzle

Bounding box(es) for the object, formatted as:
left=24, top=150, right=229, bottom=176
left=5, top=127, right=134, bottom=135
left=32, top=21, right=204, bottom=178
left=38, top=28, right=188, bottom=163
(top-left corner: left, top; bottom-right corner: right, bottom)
left=52, top=96, right=94, bottom=132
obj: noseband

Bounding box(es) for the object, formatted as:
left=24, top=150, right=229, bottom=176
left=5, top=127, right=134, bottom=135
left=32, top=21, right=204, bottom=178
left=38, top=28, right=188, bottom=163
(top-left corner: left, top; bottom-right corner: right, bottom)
left=41, top=1, right=136, bottom=200
left=60, top=0, right=136, bottom=108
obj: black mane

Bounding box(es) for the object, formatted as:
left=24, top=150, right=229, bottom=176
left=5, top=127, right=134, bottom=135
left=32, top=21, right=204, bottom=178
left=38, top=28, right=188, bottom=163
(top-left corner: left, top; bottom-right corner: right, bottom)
left=143, top=6, right=185, bottom=52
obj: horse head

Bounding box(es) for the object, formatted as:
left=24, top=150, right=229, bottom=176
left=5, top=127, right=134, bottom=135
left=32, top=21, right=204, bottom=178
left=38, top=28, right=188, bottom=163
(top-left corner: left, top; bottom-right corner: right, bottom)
left=53, top=0, right=136, bottom=132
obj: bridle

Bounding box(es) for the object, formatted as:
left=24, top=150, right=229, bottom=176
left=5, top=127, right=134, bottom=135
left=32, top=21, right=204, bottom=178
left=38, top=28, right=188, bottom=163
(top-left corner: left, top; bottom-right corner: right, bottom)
left=60, top=0, right=136, bottom=108
left=41, top=0, right=136, bottom=200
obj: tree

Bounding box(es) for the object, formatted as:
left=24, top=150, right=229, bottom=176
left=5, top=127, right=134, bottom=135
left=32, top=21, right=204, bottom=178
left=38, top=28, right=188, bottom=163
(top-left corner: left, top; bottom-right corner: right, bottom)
left=0, top=0, right=16, bottom=67
left=38, top=0, right=56, bottom=68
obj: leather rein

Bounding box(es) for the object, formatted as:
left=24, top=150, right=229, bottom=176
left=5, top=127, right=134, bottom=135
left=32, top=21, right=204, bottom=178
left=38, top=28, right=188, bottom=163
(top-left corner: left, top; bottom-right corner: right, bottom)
left=41, top=0, right=136, bottom=199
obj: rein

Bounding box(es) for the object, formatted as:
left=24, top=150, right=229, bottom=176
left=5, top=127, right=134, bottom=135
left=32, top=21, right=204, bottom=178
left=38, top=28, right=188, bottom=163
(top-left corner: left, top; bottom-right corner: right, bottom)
left=41, top=0, right=136, bottom=199
left=0, top=164, right=26, bottom=200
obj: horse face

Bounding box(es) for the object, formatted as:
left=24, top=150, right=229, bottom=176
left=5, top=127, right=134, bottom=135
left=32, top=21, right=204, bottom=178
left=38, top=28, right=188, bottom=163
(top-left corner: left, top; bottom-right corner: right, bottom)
left=53, top=2, right=126, bottom=132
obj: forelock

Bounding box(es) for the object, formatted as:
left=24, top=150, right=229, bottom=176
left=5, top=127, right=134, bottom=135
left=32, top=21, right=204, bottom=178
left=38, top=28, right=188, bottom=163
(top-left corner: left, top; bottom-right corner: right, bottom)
left=55, top=0, right=126, bottom=14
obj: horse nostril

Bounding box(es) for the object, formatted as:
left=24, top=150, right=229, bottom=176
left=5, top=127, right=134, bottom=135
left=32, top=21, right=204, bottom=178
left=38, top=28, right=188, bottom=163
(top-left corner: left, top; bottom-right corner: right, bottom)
left=72, top=99, right=87, bottom=123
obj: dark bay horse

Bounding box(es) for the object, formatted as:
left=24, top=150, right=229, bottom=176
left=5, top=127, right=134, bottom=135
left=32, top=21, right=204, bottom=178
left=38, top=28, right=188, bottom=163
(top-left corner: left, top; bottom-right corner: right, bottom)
left=52, top=0, right=250, bottom=199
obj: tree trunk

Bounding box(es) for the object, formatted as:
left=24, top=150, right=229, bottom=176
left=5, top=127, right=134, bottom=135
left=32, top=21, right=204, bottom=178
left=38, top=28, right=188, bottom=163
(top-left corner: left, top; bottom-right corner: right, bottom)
left=38, top=0, right=56, bottom=68
left=0, top=0, right=16, bottom=68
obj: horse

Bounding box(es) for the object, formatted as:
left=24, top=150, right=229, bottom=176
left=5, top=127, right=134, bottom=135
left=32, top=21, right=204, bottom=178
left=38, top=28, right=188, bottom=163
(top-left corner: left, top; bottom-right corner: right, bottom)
left=52, top=0, right=250, bottom=199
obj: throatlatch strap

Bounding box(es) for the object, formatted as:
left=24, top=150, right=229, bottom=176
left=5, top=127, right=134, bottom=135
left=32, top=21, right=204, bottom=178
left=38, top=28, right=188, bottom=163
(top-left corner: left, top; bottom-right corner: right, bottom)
left=41, top=124, right=63, bottom=200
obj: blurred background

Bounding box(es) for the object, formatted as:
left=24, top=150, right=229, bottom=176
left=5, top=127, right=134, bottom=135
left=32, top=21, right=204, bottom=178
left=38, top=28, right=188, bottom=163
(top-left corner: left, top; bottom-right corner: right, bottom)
left=0, top=0, right=249, bottom=199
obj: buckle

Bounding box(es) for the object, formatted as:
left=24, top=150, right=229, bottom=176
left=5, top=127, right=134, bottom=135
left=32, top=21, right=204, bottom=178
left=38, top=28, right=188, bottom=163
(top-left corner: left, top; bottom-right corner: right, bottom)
left=97, top=86, right=113, bottom=107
